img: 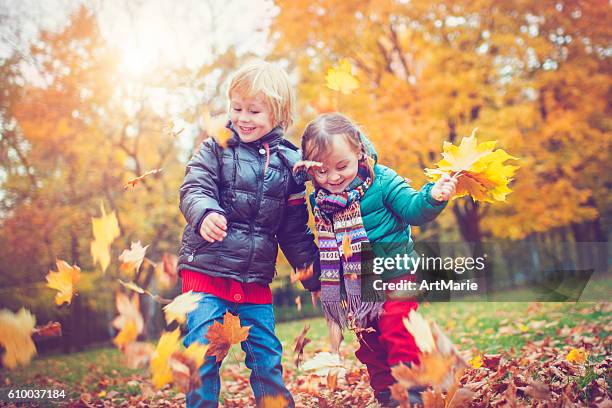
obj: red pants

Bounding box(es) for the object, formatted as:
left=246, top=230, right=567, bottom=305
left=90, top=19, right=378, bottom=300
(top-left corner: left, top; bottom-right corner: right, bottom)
left=354, top=300, right=420, bottom=393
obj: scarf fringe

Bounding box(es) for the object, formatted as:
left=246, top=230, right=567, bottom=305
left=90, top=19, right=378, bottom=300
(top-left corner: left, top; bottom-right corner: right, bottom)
left=321, top=300, right=348, bottom=329
left=348, top=293, right=384, bottom=328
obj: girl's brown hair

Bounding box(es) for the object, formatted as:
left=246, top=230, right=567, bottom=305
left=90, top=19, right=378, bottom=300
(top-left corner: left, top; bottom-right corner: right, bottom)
left=301, top=112, right=366, bottom=162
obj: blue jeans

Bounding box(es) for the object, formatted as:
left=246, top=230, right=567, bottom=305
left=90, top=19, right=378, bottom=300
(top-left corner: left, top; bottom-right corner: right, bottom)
left=183, top=293, right=295, bottom=408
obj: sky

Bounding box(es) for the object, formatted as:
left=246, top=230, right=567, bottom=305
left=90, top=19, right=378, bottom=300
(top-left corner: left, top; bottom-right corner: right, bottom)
left=0, top=0, right=277, bottom=71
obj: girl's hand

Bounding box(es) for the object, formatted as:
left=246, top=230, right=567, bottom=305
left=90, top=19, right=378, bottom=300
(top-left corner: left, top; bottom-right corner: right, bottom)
left=311, top=290, right=320, bottom=308
left=431, top=173, right=458, bottom=202
left=199, top=212, right=228, bottom=242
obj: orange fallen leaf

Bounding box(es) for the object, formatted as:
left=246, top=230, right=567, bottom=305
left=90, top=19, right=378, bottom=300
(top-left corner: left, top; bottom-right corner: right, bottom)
left=46, top=260, right=81, bottom=305
left=295, top=296, right=302, bottom=312
left=205, top=311, right=250, bottom=362
left=259, top=394, right=289, bottom=408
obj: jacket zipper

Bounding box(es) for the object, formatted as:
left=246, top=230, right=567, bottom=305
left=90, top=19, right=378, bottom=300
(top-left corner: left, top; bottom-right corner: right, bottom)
left=245, top=145, right=265, bottom=278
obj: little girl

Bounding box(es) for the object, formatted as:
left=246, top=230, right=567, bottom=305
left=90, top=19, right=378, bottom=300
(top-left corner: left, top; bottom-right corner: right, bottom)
left=295, top=113, right=456, bottom=407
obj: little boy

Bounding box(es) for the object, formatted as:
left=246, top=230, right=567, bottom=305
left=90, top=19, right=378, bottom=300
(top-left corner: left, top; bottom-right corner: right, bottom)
left=178, top=60, right=320, bottom=408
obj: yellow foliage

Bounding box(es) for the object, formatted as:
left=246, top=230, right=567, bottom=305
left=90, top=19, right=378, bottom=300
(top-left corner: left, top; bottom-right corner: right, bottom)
left=151, top=328, right=181, bottom=389
left=46, top=260, right=81, bottom=305
left=325, top=59, right=359, bottom=95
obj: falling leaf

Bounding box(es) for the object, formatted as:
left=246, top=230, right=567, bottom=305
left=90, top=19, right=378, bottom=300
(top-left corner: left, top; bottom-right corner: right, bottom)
left=325, top=59, right=359, bottom=94
left=391, top=353, right=452, bottom=388
left=468, top=355, right=483, bottom=368
left=291, top=263, right=314, bottom=284
left=46, top=260, right=81, bottom=305
left=112, top=292, right=144, bottom=335
left=403, top=309, right=436, bottom=353
left=163, top=290, right=202, bottom=325
left=293, top=325, right=311, bottom=368
left=151, top=328, right=181, bottom=389
left=90, top=203, right=120, bottom=272
left=118, top=241, right=149, bottom=275
left=390, top=383, right=409, bottom=406
left=168, top=351, right=200, bottom=393
left=566, top=347, right=588, bottom=364
left=122, top=341, right=154, bottom=369
left=156, top=253, right=178, bottom=289
left=118, top=279, right=145, bottom=294
left=183, top=341, right=209, bottom=369
left=259, top=395, right=289, bottom=408
left=341, top=233, right=352, bottom=260
left=425, top=129, right=520, bottom=203
left=32, top=322, right=62, bottom=340
left=205, top=311, right=250, bottom=362
left=123, top=168, right=163, bottom=189
left=0, top=308, right=36, bottom=369
left=201, top=108, right=233, bottom=148
left=422, top=389, right=445, bottom=407
left=302, top=352, right=346, bottom=377
left=113, top=319, right=138, bottom=348
left=292, top=160, right=324, bottom=175
left=295, top=296, right=302, bottom=311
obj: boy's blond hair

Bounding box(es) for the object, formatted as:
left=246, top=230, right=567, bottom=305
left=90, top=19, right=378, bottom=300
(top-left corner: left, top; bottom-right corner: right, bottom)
left=227, top=60, right=295, bottom=130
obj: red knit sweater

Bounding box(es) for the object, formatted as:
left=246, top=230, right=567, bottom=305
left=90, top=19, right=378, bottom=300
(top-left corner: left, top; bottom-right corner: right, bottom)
left=181, top=270, right=272, bottom=304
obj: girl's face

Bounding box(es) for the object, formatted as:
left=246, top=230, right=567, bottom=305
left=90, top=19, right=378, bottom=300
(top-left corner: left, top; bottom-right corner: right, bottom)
left=311, top=135, right=361, bottom=193
left=229, top=92, right=274, bottom=143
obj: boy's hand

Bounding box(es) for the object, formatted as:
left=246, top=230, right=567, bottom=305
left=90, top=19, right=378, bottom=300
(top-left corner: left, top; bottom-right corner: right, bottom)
left=199, top=212, right=227, bottom=242
left=431, top=173, right=458, bottom=202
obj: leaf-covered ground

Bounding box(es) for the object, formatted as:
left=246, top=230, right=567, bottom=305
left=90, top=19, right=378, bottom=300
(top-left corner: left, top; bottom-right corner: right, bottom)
left=1, top=302, right=610, bottom=407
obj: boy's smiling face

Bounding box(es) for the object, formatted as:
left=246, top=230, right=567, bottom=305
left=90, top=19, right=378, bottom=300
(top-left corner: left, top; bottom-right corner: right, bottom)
left=229, top=92, right=274, bottom=143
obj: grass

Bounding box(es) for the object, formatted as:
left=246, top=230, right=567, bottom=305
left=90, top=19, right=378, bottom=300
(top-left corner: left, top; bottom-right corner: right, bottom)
left=0, top=301, right=609, bottom=406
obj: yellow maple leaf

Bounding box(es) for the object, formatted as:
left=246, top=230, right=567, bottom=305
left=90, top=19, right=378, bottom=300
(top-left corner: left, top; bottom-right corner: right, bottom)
left=112, top=292, right=144, bottom=335
left=151, top=328, right=181, bottom=389
left=118, top=241, right=149, bottom=275
left=205, top=311, right=251, bottom=362
left=163, top=290, right=202, bottom=325
left=46, top=260, right=81, bottom=305
left=0, top=308, right=37, bottom=369
left=90, top=203, right=120, bottom=272
left=113, top=319, right=138, bottom=348
left=325, top=59, right=359, bottom=94
left=403, top=310, right=436, bottom=353
left=425, top=129, right=520, bottom=203
left=469, top=355, right=483, bottom=368
left=90, top=239, right=111, bottom=274
left=201, top=107, right=233, bottom=148
left=566, top=348, right=588, bottom=364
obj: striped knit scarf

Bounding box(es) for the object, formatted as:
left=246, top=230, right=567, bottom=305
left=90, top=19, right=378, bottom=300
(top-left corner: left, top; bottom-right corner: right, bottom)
left=314, top=162, right=383, bottom=329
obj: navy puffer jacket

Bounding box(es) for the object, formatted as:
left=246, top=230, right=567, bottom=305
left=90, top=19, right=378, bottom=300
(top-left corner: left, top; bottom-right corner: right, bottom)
left=178, top=125, right=320, bottom=291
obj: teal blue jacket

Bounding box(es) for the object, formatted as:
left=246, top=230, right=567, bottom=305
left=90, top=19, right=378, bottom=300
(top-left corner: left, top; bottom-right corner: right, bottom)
left=309, top=163, right=447, bottom=280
